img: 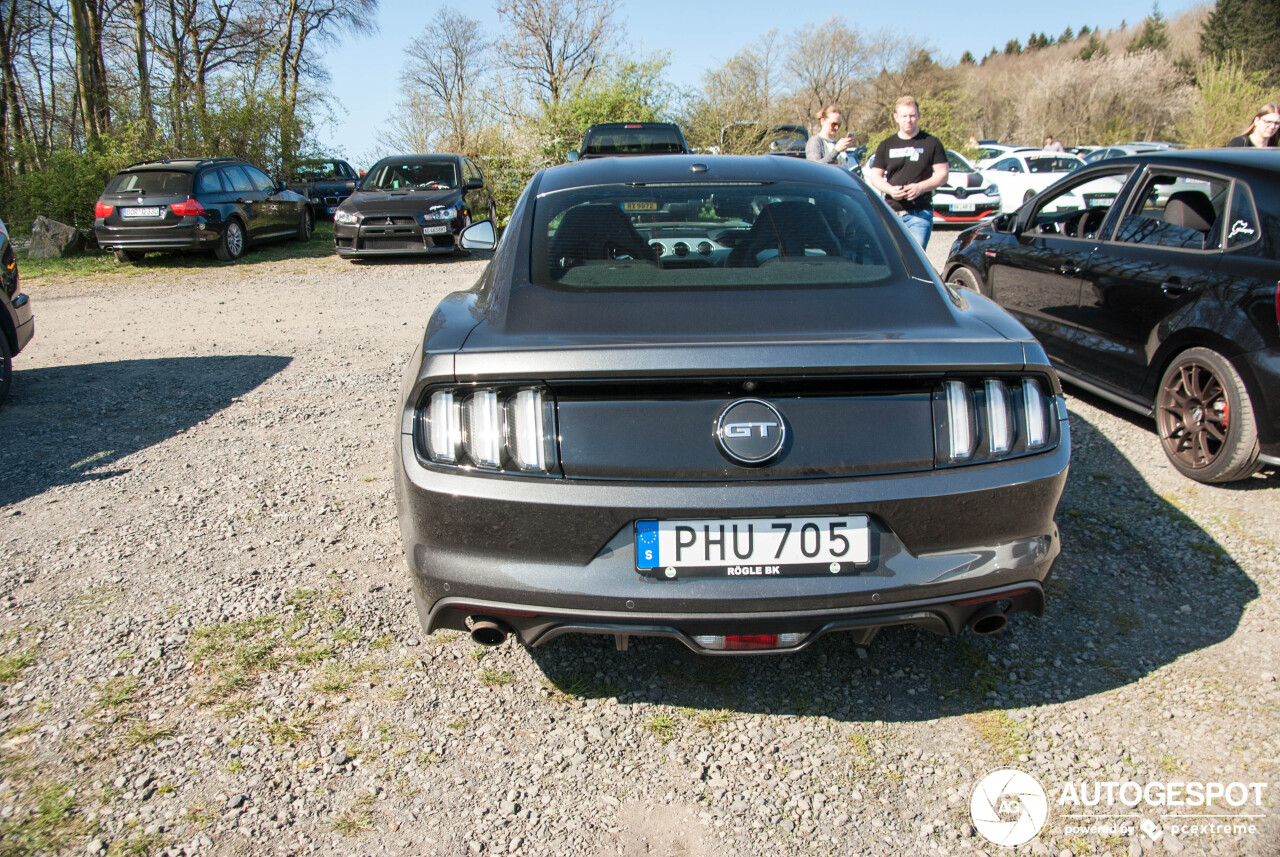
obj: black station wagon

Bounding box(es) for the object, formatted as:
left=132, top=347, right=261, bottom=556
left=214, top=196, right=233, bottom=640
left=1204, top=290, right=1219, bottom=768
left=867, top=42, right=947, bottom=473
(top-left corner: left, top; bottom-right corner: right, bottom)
left=945, top=149, right=1280, bottom=483
left=394, top=155, right=1070, bottom=656
left=94, top=157, right=314, bottom=263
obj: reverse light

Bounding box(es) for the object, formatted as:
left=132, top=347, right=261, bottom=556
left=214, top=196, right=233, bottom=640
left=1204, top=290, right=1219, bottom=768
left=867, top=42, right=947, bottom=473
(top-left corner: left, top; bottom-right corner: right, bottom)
left=94, top=201, right=114, bottom=218
left=944, top=380, right=974, bottom=461
left=505, top=388, right=557, bottom=472
left=694, top=633, right=807, bottom=651
left=425, top=390, right=462, bottom=463
left=169, top=198, right=207, bottom=216
left=984, top=379, right=1012, bottom=454
left=463, top=389, right=503, bottom=469
left=1023, top=378, right=1048, bottom=448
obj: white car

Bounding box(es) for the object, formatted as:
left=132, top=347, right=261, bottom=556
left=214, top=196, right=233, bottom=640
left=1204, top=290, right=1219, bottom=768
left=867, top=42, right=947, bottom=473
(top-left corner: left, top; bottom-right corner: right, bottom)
left=980, top=152, right=1085, bottom=212
left=973, top=144, right=1040, bottom=169
left=933, top=150, right=1001, bottom=224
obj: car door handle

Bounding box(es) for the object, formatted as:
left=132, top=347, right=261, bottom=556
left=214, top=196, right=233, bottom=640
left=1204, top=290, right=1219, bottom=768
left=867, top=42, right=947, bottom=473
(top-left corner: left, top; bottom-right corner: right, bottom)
left=1058, top=264, right=1080, bottom=276
left=1162, top=279, right=1190, bottom=297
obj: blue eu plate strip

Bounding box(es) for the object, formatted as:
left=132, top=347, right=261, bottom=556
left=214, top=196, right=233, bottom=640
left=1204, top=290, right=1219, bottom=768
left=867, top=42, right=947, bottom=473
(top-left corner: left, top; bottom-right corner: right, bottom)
left=635, top=520, right=659, bottom=570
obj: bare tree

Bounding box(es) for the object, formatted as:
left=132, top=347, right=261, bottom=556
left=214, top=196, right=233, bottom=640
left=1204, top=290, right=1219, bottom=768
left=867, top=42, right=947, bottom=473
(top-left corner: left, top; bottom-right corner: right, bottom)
left=494, top=0, right=617, bottom=111
left=683, top=30, right=796, bottom=152
left=67, top=0, right=114, bottom=140
left=784, top=16, right=870, bottom=117
left=400, top=7, right=487, bottom=151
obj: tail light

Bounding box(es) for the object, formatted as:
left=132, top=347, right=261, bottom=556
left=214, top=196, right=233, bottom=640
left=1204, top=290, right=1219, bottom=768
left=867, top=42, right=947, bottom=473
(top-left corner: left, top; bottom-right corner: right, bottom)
left=693, top=633, right=807, bottom=651
left=418, top=385, right=559, bottom=475
left=170, top=198, right=207, bottom=216
left=94, top=201, right=113, bottom=218
left=935, top=376, right=1058, bottom=465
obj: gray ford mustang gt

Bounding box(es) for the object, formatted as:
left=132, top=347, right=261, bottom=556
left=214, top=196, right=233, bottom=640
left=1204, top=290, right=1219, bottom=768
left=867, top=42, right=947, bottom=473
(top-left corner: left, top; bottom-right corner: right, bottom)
left=394, top=155, right=1070, bottom=655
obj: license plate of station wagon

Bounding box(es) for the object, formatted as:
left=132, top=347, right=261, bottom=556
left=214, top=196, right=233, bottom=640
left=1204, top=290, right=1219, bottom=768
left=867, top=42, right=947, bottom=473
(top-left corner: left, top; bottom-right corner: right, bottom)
left=122, top=207, right=162, bottom=218
left=635, top=516, right=870, bottom=578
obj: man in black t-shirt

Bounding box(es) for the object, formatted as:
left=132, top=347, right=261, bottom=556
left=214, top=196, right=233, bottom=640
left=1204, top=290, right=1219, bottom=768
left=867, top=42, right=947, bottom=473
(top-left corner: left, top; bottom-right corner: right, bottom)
left=867, top=96, right=948, bottom=249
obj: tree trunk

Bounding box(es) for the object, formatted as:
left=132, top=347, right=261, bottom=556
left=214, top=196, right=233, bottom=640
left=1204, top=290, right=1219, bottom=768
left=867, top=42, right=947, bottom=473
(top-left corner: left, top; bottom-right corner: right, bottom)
left=132, top=0, right=155, bottom=144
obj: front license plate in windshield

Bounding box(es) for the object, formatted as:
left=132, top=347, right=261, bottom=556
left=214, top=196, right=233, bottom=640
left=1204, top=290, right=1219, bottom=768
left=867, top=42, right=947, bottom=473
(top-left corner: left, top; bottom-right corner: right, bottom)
left=635, top=516, right=869, bottom=578
left=422, top=225, right=449, bottom=235
left=122, top=207, right=161, bottom=218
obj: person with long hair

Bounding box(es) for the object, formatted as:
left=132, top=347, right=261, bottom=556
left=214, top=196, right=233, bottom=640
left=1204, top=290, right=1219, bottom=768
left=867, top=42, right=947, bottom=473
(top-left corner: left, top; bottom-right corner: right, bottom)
left=1227, top=104, right=1280, bottom=148
left=805, top=105, right=855, bottom=164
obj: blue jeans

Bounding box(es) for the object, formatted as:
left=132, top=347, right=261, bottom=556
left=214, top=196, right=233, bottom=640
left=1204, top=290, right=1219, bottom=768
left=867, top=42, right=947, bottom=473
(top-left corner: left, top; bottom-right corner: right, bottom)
left=899, top=210, right=934, bottom=249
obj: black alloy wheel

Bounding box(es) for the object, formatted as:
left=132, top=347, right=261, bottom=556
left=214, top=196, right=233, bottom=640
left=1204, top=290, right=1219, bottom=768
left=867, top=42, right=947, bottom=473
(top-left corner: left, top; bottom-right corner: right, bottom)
left=947, top=266, right=988, bottom=297
left=1156, top=347, right=1261, bottom=483
left=215, top=219, right=246, bottom=262
left=296, top=208, right=314, bottom=242
left=0, top=333, right=11, bottom=406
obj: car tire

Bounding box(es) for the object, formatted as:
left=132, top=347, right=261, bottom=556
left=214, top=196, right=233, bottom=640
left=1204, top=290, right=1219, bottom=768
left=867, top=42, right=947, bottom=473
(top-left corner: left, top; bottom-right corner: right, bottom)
left=1156, top=347, right=1261, bottom=483
left=1022, top=189, right=1036, bottom=204
left=214, top=219, right=246, bottom=262
left=296, top=208, right=314, bottom=242
left=0, top=332, right=11, bottom=407
left=947, top=266, right=988, bottom=297
left=113, top=249, right=145, bottom=263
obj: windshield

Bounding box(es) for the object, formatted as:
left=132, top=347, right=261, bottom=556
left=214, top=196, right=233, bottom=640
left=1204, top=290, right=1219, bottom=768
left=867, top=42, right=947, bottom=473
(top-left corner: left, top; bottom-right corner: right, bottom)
left=1027, top=156, right=1082, bottom=174
left=531, top=181, right=899, bottom=290
left=105, top=170, right=191, bottom=196
left=582, top=127, right=684, bottom=155
left=291, top=161, right=348, bottom=181
left=362, top=161, right=457, bottom=191
left=946, top=151, right=975, bottom=173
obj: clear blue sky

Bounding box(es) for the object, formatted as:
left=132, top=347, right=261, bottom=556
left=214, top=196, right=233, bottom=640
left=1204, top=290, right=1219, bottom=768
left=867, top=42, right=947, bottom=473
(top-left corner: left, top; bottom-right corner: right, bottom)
left=321, top=0, right=1207, bottom=167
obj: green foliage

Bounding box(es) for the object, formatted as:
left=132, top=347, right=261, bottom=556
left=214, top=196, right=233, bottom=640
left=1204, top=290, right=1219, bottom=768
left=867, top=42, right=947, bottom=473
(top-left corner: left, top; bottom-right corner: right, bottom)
left=1128, top=4, right=1171, bottom=54
left=1201, top=0, right=1280, bottom=85
left=1079, top=32, right=1109, bottom=61
left=1178, top=55, right=1271, bottom=146
left=538, top=55, right=676, bottom=162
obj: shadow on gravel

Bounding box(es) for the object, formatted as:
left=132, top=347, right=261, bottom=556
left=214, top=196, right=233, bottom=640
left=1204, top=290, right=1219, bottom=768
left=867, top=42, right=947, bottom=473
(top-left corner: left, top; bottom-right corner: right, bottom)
left=0, top=355, right=291, bottom=508
left=524, top=411, right=1259, bottom=723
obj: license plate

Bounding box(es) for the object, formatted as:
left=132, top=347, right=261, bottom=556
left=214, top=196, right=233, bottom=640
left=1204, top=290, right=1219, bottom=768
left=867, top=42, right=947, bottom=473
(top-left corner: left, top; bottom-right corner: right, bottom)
left=122, top=207, right=161, bottom=218
left=951, top=201, right=976, bottom=212
left=635, top=516, right=870, bottom=578
left=422, top=224, right=449, bottom=235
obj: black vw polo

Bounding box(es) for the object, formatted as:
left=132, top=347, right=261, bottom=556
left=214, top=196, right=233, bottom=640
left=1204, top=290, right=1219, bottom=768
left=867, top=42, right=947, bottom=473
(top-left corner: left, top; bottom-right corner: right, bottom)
left=395, top=155, right=1070, bottom=655
left=945, top=149, right=1280, bottom=483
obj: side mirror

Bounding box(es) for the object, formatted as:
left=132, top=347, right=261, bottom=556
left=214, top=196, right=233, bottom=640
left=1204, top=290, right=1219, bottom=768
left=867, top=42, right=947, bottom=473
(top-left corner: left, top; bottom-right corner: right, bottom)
left=459, top=220, right=497, bottom=251
left=465, top=176, right=483, bottom=190
left=566, top=151, right=580, bottom=163
left=275, top=180, right=287, bottom=192
left=992, top=213, right=1015, bottom=233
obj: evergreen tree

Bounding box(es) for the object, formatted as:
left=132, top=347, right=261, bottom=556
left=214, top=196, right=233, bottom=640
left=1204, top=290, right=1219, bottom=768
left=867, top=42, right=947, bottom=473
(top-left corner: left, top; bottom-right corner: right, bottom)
left=1004, top=38, right=1022, bottom=55
left=960, top=50, right=976, bottom=65
left=1079, top=25, right=1091, bottom=37
left=1059, top=27, right=1074, bottom=44
left=1129, top=3, right=1170, bottom=53
left=1079, top=32, right=1108, bottom=60
left=1201, top=0, right=1280, bottom=85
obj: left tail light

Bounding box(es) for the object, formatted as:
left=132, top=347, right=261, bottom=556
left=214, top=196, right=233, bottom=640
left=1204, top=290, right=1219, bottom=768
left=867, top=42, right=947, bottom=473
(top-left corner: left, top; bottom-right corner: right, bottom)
left=417, top=385, right=559, bottom=475
left=94, top=201, right=113, bottom=218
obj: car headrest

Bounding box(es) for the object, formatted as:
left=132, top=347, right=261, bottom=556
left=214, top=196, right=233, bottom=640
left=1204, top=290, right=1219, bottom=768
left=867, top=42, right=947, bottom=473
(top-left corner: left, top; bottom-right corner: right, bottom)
left=1164, top=191, right=1215, bottom=234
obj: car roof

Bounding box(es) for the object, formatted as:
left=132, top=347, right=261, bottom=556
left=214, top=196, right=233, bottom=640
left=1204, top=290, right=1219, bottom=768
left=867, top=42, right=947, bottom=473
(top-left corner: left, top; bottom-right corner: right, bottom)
left=536, top=154, right=862, bottom=195
left=120, top=157, right=249, bottom=172
left=370, top=153, right=463, bottom=165
left=1090, top=147, right=1280, bottom=179
left=584, top=122, right=682, bottom=132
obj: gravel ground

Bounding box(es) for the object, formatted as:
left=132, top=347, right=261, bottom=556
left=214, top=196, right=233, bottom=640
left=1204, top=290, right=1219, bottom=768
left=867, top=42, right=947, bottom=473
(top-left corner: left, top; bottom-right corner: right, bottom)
left=0, top=239, right=1277, bottom=857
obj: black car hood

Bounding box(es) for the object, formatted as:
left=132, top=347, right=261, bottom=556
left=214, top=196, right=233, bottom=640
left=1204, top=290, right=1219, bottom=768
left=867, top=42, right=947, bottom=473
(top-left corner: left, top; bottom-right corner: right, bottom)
left=344, top=189, right=459, bottom=213
left=450, top=280, right=1034, bottom=378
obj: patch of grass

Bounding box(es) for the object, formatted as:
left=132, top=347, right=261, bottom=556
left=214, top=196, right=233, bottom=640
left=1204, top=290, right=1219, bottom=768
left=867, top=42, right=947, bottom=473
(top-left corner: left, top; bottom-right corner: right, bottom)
left=369, top=633, right=395, bottom=650
left=124, top=722, right=174, bottom=747
left=431, top=631, right=460, bottom=645
left=848, top=730, right=876, bottom=768
left=1158, top=753, right=1187, bottom=775
left=543, top=671, right=591, bottom=702
left=183, top=801, right=218, bottom=830
left=446, top=718, right=466, bottom=733
left=1114, top=613, right=1140, bottom=634
left=291, top=637, right=335, bottom=665
left=644, top=713, right=678, bottom=743
left=480, top=667, right=512, bottom=687
left=965, top=711, right=1029, bottom=761
left=225, top=759, right=244, bottom=774
left=383, top=686, right=407, bottom=702
left=106, top=831, right=169, bottom=856
left=312, top=662, right=356, bottom=694
left=96, top=676, right=140, bottom=709
left=262, top=713, right=316, bottom=744
left=330, top=803, right=374, bottom=835
left=416, top=751, right=439, bottom=766
left=0, top=781, right=86, bottom=857
left=692, top=709, right=735, bottom=731
left=0, top=647, right=37, bottom=684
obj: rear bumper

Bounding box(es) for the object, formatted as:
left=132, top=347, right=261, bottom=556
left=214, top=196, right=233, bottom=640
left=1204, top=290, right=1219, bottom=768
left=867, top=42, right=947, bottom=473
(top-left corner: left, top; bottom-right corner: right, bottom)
left=396, top=420, right=1070, bottom=652
left=94, top=221, right=221, bottom=251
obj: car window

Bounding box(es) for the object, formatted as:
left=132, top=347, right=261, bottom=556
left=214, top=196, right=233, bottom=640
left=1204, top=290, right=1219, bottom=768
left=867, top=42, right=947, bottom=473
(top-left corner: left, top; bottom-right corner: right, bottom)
left=1027, top=156, right=1079, bottom=174
left=531, top=182, right=901, bottom=290
left=581, top=127, right=684, bottom=155
left=992, top=158, right=1021, bottom=173
left=220, top=166, right=256, bottom=193
left=1225, top=182, right=1261, bottom=250
left=196, top=170, right=224, bottom=193
left=364, top=161, right=458, bottom=190
left=1114, top=172, right=1228, bottom=250
left=244, top=166, right=276, bottom=192
left=945, top=151, right=974, bottom=173
left=105, top=170, right=191, bottom=196
left=1028, top=171, right=1132, bottom=238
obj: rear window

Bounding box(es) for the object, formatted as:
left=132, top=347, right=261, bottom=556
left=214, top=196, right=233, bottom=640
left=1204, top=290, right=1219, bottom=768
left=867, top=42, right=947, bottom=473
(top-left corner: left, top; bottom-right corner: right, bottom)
left=531, top=181, right=899, bottom=290
left=582, top=127, right=684, bottom=156
left=363, top=161, right=457, bottom=190
left=105, top=170, right=191, bottom=195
